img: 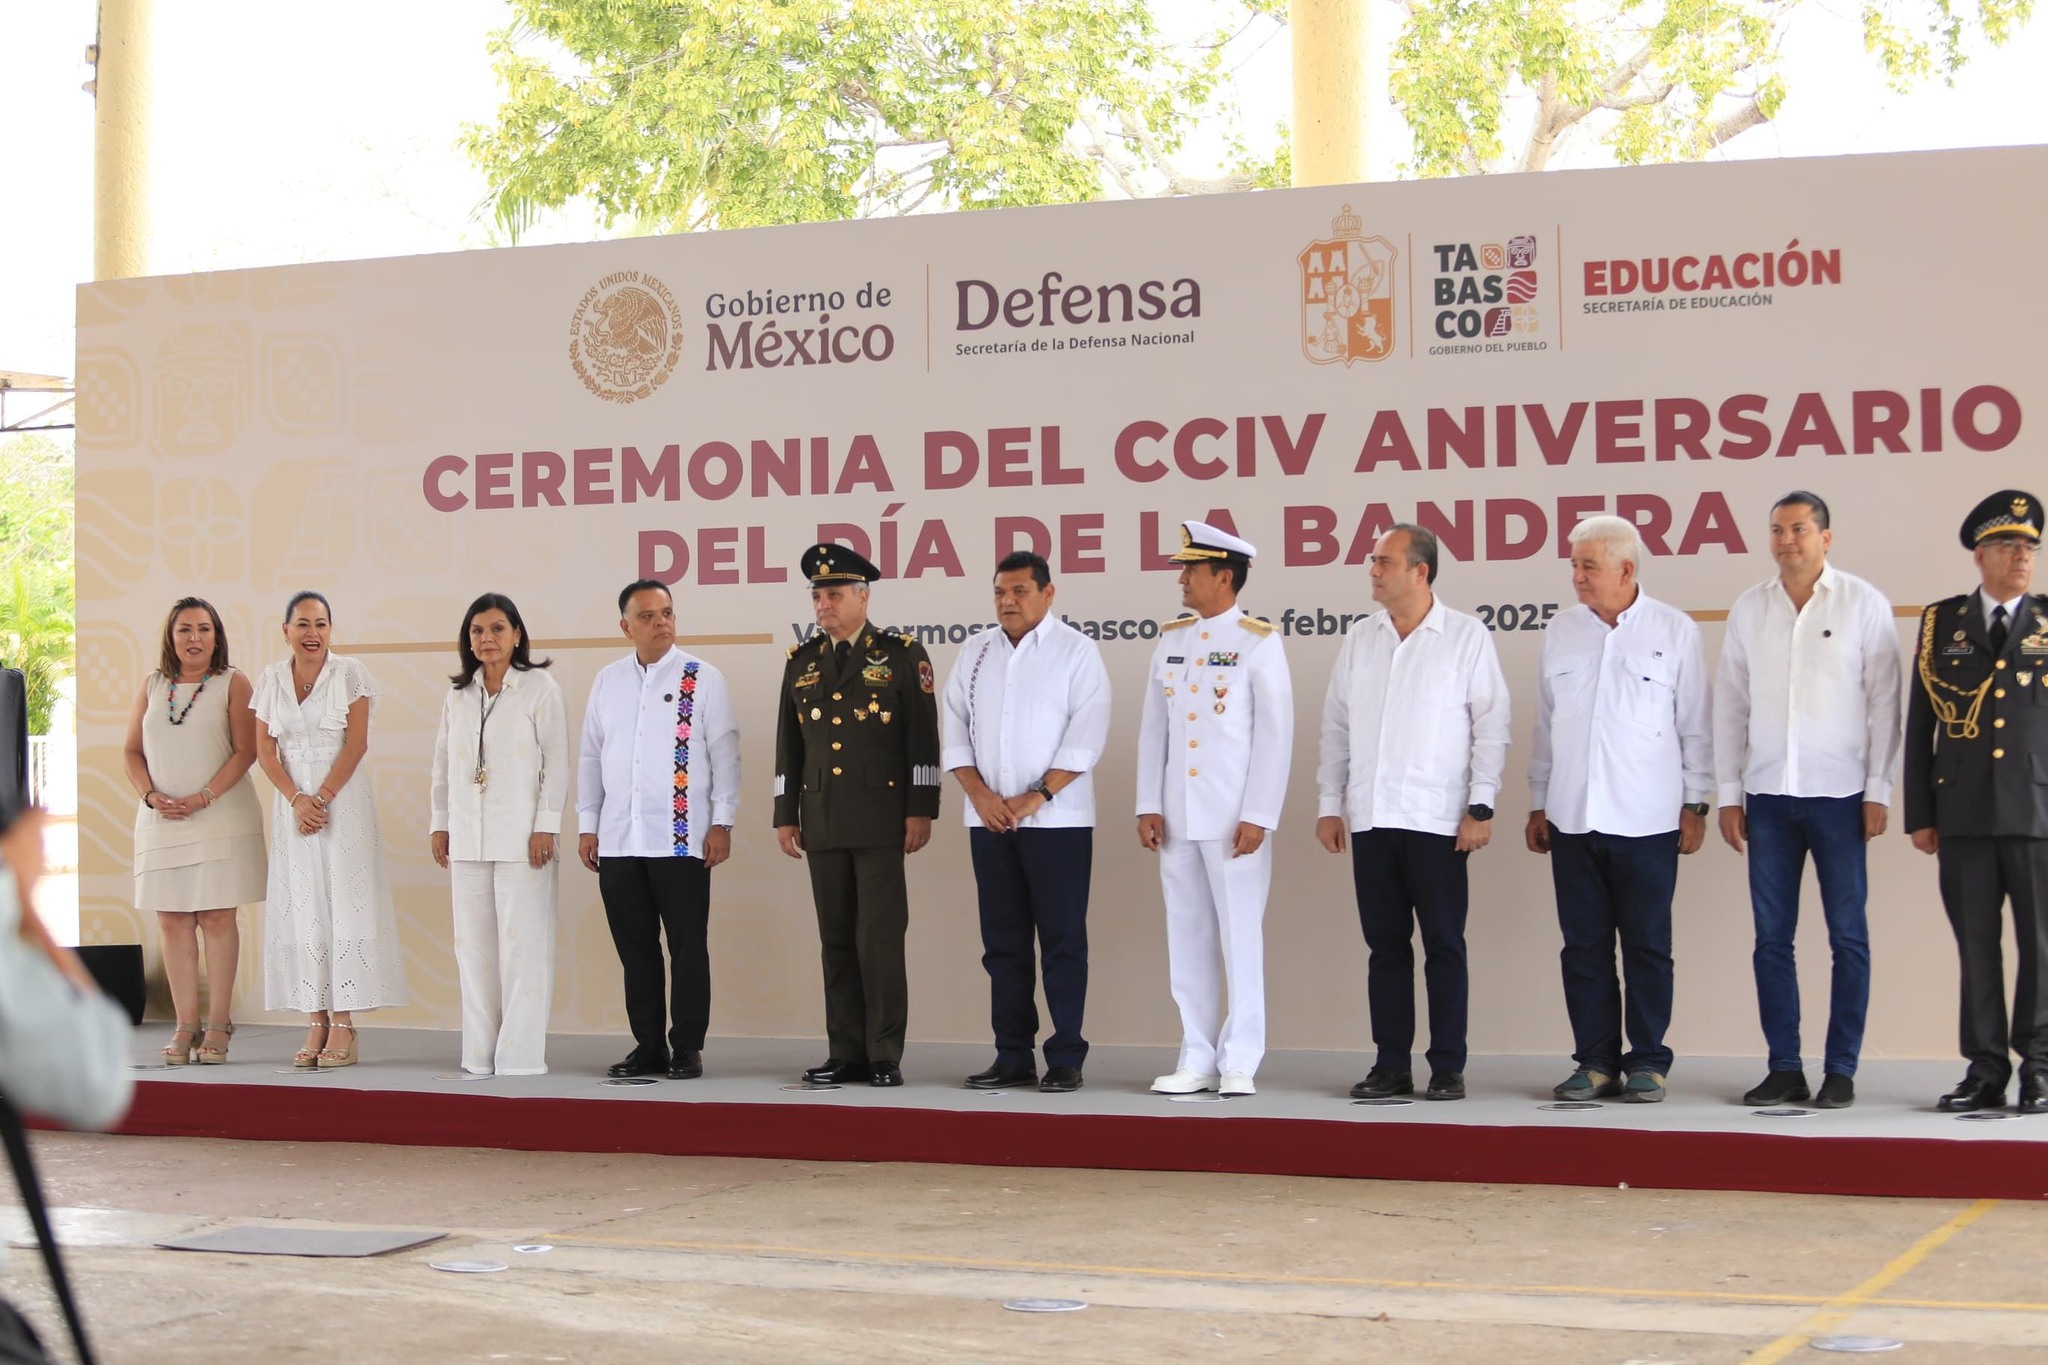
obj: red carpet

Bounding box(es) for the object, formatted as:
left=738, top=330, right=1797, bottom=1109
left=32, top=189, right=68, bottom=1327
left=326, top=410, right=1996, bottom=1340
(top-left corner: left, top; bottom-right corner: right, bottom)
left=115, top=1081, right=2048, bottom=1200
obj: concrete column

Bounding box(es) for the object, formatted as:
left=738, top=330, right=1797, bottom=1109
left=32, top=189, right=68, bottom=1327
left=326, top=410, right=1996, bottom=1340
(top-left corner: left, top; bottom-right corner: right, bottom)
left=92, top=0, right=153, bottom=281
left=1290, top=0, right=1370, bottom=188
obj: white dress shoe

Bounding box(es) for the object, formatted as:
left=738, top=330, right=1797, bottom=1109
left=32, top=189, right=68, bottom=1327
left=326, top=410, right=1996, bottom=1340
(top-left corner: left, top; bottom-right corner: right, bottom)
left=1150, top=1070, right=1220, bottom=1094
left=1219, top=1071, right=1256, bottom=1096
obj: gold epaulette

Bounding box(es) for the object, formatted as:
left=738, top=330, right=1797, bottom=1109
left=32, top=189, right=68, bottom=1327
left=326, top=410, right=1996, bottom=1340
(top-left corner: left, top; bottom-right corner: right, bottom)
left=1160, top=614, right=1198, bottom=632
left=1241, top=615, right=1277, bottom=636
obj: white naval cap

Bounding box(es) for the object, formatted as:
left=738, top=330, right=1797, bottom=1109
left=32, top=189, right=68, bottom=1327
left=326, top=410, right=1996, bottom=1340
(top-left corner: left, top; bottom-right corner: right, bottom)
left=1167, top=519, right=1257, bottom=563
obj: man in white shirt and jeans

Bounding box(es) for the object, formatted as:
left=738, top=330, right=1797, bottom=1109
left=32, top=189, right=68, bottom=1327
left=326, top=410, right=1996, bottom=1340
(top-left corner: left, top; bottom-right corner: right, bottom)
left=577, top=580, right=741, bottom=1082
left=1714, top=491, right=1901, bottom=1110
left=1316, top=525, right=1510, bottom=1102
left=943, top=551, right=1112, bottom=1094
left=1527, top=516, right=1713, bottom=1103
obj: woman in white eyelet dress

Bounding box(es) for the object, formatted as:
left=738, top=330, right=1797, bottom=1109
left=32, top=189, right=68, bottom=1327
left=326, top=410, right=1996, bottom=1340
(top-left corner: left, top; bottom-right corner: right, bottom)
left=251, top=591, right=409, bottom=1069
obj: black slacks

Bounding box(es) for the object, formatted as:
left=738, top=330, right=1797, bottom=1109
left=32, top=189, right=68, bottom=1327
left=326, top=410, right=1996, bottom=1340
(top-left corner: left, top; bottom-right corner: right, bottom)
left=1350, top=826, right=1469, bottom=1075
left=969, top=826, right=1093, bottom=1069
left=598, top=855, right=712, bottom=1057
left=1937, top=835, right=2048, bottom=1081
left=807, top=846, right=909, bottom=1064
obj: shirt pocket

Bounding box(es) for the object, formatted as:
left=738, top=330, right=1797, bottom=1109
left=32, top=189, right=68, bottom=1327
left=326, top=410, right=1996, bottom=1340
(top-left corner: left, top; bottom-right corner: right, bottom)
left=1618, top=651, right=1678, bottom=732
left=1543, top=655, right=1595, bottom=706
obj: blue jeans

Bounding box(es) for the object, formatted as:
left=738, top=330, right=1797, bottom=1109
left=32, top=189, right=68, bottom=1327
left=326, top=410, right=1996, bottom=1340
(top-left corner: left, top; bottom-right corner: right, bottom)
left=1549, top=827, right=1678, bottom=1077
left=1746, top=792, right=1870, bottom=1077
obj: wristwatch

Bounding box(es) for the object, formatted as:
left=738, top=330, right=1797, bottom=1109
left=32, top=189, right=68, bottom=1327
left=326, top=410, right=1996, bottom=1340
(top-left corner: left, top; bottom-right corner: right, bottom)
left=1684, top=801, right=1710, bottom=817
left=1466, top=804, right=1493, bottom=822
left=1031, top=779, right=1055, bottom=803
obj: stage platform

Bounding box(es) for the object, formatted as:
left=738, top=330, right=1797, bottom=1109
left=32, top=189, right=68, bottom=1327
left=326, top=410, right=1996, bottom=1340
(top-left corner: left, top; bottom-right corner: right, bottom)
left=117, top=1028, right=2048, bottom=1201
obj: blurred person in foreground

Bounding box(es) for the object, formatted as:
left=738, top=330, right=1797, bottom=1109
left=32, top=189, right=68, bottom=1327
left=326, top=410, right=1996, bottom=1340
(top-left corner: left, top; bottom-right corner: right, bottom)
left=0, top=798, right=135, bottom=1361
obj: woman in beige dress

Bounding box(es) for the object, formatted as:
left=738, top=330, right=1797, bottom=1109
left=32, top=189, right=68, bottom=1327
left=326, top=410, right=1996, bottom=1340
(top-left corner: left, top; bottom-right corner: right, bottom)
left=122, top=597, right=267, bottom=1065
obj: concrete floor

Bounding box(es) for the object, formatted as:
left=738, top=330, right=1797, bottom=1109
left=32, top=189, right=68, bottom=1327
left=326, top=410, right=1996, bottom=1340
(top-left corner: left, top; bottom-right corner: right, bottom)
left=3, top=1133, right=2045, bottom=1362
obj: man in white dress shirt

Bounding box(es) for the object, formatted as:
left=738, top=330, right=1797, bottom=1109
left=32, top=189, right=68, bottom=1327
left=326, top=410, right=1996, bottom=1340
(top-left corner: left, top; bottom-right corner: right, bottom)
left=1138, top=521, right=1293, bottom=1097
left=1317, top=525, right=1510, bottom=1102
left=1714, top=492, right=1901, bottom=1110
left=577, top=580, right=740, bottom=1081
left=1527, top=516, right=1712, bottom=1104
left=943, top=551, right=1112, bottom=1094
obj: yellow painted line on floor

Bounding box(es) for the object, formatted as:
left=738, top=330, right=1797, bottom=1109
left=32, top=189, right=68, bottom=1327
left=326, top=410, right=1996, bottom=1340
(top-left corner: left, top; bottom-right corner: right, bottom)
left=542, top=1226, right=2048, bottom=1314
left=1745, top=1198, right=2001, bottom=1362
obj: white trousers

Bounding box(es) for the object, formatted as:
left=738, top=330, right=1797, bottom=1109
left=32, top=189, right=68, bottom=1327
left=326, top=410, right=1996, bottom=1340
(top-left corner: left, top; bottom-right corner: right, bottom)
left=450, top=859, right=557, bottom=1076
left=1159, top=833, right=1271, bottom=1077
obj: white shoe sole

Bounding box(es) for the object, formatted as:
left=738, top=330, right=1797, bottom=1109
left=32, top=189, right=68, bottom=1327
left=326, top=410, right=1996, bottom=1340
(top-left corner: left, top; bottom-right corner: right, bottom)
left=1150, top=1074, right=1220, bottom=1094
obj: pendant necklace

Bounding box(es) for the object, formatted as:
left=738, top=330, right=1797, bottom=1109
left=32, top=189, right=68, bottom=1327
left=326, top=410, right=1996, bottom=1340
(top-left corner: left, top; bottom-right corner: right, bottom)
left=167, top=673, right=209, bottom=725
left=475, top=680, right=503, bottom=787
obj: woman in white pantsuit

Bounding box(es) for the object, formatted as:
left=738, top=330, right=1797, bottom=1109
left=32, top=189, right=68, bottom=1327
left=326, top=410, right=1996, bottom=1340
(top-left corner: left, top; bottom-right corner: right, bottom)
left=430, top=593, right=567, bottom=1076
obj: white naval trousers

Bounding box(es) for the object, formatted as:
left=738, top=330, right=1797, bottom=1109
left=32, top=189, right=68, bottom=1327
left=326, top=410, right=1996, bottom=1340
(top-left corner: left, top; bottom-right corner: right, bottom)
left=1159, top=832, right=1271, bottom=1077
left=449, top=859, right=557, bottom=1075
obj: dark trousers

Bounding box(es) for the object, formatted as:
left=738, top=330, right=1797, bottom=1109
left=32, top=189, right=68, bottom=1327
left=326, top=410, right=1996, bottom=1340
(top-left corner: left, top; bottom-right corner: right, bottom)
left=807, top=846, right=909, bottom=1064
left=1350, top=826, right=1469, bottom=1074
left=1746, top=792, right=1871, bottom=1076
left=1937, top=835, right=2048, bottom=1082
left=1550, top=827, right=1679, bottom=1076
left=968, top=826, right=1093, bottom=1069
left=598, top=855, right=711, bottom=1058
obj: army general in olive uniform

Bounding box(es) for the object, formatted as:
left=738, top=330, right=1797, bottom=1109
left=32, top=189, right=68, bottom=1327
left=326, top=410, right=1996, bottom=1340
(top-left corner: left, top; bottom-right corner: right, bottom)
left=774, top=544, right=942, bottom=1087
left=1905, top=489, right=2048, bottom=1115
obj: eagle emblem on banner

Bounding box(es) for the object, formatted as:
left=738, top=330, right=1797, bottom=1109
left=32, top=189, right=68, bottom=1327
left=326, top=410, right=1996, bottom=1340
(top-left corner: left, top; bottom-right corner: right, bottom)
left=1300, top=206, right=1397, bottom=367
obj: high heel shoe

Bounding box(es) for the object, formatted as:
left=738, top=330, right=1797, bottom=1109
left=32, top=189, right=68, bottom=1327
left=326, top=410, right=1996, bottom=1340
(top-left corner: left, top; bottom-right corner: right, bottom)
left=292, top=1023, right=329, bottom=1071
left=162, top=1025, right=198, bottom=1066
left=317, top=1022, right=358, bottom=1070
left=196, top=1021, right=235, bottom=1065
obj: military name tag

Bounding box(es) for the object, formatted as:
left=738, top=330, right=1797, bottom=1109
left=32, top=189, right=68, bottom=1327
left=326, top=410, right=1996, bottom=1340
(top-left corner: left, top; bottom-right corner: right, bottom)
left=1941, top=642, right=1974, bottom=656
left=1166, top=655, right=1184, bottom=664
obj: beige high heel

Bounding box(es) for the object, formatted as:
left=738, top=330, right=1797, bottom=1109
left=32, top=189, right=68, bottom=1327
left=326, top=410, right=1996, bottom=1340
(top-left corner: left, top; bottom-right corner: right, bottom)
left=196, top=1021, right=235, bottom=1065
left=317, top=1022, right=358, bottom=1070
left=162, top=1025, right=198, bottom=1066
left=292, top=1023, right=329, bottom=1071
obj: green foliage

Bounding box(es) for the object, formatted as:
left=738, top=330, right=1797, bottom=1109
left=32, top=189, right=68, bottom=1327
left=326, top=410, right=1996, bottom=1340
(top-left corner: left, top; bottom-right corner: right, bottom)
left=0, top=435, right=75, bottom=735
left=465, top=0, right=1272, bottom=234
left=1392, top=0, right=2032, bottom=176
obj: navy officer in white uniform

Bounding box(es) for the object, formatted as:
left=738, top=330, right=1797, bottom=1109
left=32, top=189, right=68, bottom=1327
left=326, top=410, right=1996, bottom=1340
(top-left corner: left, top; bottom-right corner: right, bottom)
left=1137, top=520, right=1294, bottom=1096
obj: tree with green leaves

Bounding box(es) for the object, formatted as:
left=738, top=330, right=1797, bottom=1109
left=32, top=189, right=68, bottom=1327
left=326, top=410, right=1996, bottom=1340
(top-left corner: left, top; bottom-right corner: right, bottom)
left=0, top=434, right=75, bottom=736
left=1389, top=0, right=2037, bottom=175
left=468, top=0, right=2033, bottom=230
left=465, top=0, right=1285, bottom=236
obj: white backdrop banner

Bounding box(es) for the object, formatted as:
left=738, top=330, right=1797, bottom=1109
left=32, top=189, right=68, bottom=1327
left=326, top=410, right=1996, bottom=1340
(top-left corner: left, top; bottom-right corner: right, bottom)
left=74, top=147, right=2042, bottom=1061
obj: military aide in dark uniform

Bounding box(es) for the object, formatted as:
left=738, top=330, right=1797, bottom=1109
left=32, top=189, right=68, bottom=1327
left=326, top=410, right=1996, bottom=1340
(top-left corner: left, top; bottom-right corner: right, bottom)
left=1905, top=489, right=2048, bottom=1115
left=774, top=544, right=942, bottom=1087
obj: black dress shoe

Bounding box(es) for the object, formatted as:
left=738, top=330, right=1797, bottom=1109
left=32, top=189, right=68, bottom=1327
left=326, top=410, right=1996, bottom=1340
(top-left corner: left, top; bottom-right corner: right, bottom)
left=869, top=1060, right=904, bottom=1087
left=802, top=1058, right=871, bottom=1085
left=2018, top=1071, right=2048, bottom=1115
left=1742, top=1069, right=1811, bottom=1106
left=1814, top=1074, right=1855, bottom=1109
left=1424, top=1071, right=1466, bottom=1101
left=668, top=1049, right=703, bottom=1080
left=1936, top=1074, right=2008, bottom=1112
left=607, top=1050, right=667, bottom=1079
left=1348, top=1066, right=1413, bottom=1099
left=1039, top=1065, right=1084, bottom=1093
left=965, top=1061, right=1037, bottom=1090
